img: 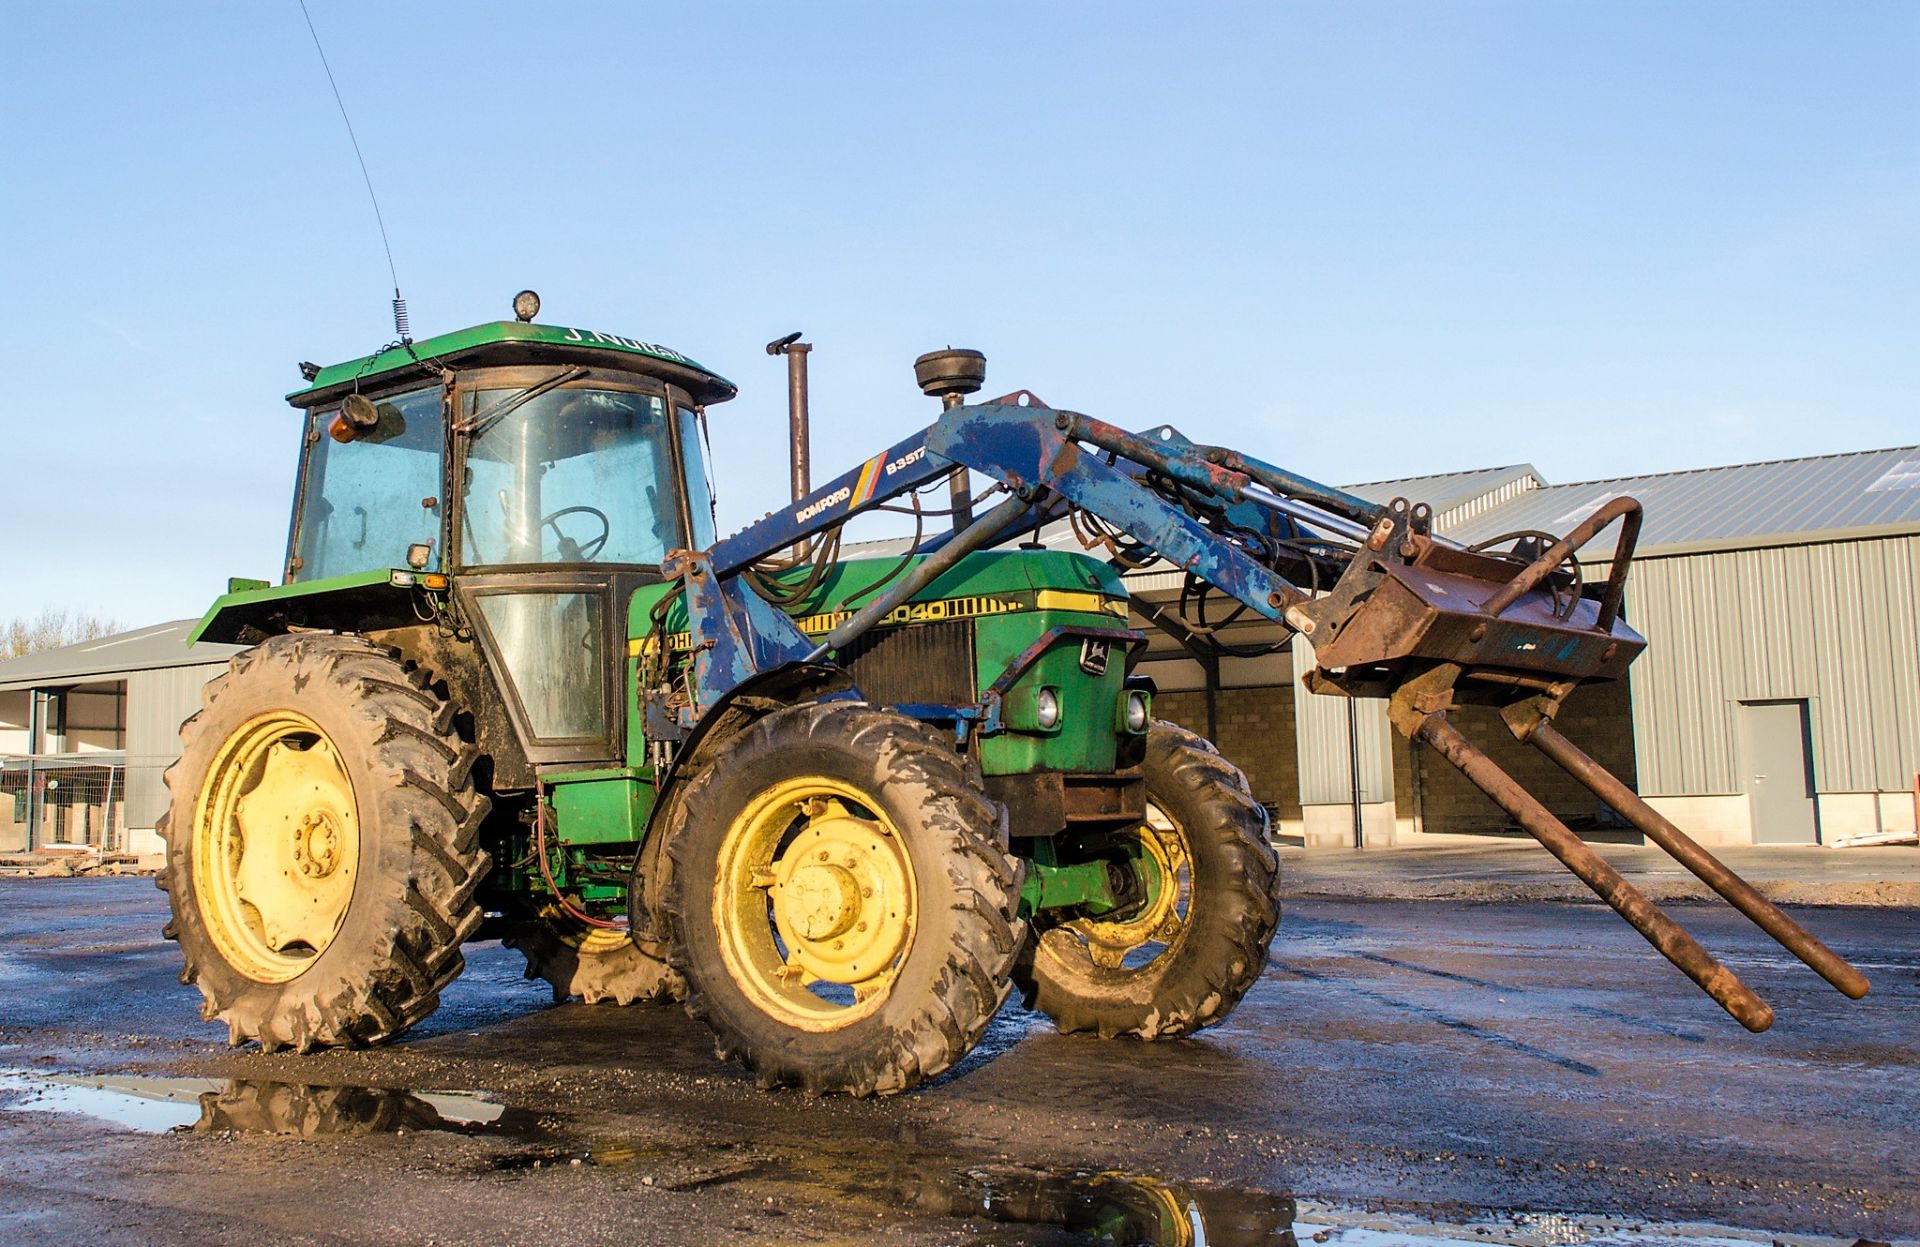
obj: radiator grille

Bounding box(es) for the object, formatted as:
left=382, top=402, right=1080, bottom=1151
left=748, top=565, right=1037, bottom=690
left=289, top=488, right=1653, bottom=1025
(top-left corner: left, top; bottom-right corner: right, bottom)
left=841, top=620, right=976, bottom=708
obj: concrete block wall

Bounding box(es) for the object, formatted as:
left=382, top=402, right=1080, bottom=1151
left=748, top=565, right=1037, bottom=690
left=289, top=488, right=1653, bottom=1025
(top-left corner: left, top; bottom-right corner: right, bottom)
left=1407, top=678, right=1639, bottom=838
left=1152, top=687, right=1302, bottom=820
left=1820, top=790, right=1920, bottom=841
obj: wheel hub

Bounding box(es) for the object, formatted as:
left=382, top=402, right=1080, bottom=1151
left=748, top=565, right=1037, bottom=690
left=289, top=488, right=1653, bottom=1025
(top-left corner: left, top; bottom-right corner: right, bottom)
left=768, top=809, right=913, bottom=986
left=1068, top=805, right=1188, bottom=970
left=712, top=776, right=920, bottom=1031
left=781, top=863, right=861, bottom=941
left=293, top=811, right=342, bottom=879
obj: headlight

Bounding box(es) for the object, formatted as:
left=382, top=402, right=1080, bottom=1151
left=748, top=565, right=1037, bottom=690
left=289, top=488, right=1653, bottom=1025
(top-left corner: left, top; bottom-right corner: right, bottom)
left=1124, top=690, right=1150, bottom=733
left=1035, top=687, right=1062, bottom=729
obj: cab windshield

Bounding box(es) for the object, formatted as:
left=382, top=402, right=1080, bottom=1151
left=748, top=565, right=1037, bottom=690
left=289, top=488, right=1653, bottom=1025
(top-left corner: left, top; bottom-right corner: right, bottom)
left=460, top=385, right=693, bottom=566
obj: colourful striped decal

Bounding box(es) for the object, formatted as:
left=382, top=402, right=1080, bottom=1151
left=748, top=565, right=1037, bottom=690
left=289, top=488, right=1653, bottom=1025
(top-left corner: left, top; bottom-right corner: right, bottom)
left=851, top=454, right=885, bottom=506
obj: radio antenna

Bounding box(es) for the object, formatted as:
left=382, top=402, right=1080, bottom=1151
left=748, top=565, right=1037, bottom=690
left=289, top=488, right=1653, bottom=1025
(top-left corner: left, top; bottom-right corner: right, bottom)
left=297, top=0, right=410, bottom=343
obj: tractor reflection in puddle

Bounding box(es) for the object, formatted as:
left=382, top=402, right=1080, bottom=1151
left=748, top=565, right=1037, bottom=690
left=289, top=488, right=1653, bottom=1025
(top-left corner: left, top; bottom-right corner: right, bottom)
left=191, top=1079, right=531, bottom=1138
left=193, top=1080, right=1299, bottom=1245
left=842, top=1161, right=1298, bottom=1246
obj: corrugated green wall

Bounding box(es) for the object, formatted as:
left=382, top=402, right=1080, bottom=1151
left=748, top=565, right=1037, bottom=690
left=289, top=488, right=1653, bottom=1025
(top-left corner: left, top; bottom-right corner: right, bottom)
left=1625, top=535, right=1920, bottom=796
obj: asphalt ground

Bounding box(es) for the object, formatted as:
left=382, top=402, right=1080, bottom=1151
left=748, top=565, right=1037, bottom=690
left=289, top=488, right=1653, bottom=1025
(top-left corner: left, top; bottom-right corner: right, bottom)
left=0, top=876, right=1914, bottom=1246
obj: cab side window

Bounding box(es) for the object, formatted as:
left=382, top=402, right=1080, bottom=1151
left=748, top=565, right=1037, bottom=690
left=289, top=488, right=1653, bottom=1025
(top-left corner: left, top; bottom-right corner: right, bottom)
left=293, top=387, right=443, bottom=580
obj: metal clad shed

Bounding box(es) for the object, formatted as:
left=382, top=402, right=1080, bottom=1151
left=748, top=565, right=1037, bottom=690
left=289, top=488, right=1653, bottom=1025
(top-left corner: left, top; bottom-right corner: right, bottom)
left=848, top=449, right=1916, bottom=847
left=124, top=661, right=231, bottom=829
left=1442, top=445, right=1920, bottom=845
left=0, top=621, right=242, bottom=853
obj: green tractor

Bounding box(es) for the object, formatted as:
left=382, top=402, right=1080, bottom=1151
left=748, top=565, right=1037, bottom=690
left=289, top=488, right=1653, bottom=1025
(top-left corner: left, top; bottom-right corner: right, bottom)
left=162, top=298, right=1278, bottom=1095
left=162, top=293, right=1872, bottom=1091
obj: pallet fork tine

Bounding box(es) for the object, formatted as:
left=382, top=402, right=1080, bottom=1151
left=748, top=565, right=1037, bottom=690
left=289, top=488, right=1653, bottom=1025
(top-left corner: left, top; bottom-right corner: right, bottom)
left=1390, top=677, right=1776, bottom=1032
left=1509, top=706, right=1871, bottom=1001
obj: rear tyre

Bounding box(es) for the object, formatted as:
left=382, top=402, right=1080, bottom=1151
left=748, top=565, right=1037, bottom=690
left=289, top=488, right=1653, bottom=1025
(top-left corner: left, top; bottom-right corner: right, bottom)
left=1014, top=721, right=1279, bottom=1039
left=663, top=701, right=1023, bottom=1096
left=504, top=905, right=684, bottom=1005
left=156, top=634, right=490, bottom=1051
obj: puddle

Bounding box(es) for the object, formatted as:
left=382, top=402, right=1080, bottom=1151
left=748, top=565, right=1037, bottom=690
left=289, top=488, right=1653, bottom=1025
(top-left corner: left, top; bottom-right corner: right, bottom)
left=886, top=1164, right=1297, bottom=1245
left=0, top=1069, right=538, bottom=1139
left=779, top=1165, right=1859, bottom=1247
left=0, top=1069, right=220, bottom=1133
left=0, top=1069, right=1896, bottom=1247
left=478, top=1146, right=1300, bottom=1242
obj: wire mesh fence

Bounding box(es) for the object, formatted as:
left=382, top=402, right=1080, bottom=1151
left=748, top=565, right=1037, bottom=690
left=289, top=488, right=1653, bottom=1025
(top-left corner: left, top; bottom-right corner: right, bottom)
left=0, top=757, right=171, bottom=854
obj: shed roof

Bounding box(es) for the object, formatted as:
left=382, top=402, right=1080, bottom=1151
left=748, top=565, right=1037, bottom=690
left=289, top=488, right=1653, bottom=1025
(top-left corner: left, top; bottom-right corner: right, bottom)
left=1445, top=444, right=1920, bottom=556
left=0, top=621, right=241, bottom=692
left=1346, top=463, right=1544, bottom=518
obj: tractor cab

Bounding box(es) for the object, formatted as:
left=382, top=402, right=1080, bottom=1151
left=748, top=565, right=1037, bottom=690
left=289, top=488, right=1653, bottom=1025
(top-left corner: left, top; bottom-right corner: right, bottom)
left=251, top=296, right=739, bottom=766
left=283, top=298, right=734, bottom=583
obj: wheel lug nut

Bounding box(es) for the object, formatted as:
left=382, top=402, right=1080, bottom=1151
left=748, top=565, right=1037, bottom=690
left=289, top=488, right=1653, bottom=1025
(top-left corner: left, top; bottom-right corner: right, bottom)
left=817, top=850, right=830, bottom=862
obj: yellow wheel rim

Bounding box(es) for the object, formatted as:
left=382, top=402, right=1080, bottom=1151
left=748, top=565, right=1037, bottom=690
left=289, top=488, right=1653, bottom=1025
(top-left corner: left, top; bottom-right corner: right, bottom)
left=192, top=711, right=359, bottom=983
left=712, top=775, right=916, bottom=1031
left=1064, top=803, right=1190, bottom=970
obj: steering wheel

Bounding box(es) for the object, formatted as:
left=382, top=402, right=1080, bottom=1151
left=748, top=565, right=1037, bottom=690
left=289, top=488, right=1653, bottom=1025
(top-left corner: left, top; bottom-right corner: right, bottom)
left=542, top=505, right=611, bottom=562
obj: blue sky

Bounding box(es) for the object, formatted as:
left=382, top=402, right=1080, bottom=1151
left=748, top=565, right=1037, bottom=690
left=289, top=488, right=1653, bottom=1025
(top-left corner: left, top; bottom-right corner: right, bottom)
left=2, top=3, right=1914, bottom=626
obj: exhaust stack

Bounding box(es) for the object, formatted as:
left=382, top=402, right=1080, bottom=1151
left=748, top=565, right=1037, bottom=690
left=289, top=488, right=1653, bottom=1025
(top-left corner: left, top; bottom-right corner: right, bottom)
left=767, top=332, right=812, bottom=504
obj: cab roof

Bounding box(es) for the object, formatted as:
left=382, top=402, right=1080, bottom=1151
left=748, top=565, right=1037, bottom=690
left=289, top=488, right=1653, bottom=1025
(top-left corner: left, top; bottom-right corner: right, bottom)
left=286, top=320, right=738, bottom=410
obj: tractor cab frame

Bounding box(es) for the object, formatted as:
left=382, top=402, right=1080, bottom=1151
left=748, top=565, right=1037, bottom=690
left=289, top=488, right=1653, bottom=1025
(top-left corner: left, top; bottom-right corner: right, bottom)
left=282, top=322, right=735, bottom=586
left=204, top=321, right=738, bottom=778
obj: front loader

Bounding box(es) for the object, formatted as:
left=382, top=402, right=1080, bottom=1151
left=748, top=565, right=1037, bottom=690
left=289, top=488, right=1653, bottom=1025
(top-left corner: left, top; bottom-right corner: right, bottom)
left=161, top=296, right=1867, bottom=1096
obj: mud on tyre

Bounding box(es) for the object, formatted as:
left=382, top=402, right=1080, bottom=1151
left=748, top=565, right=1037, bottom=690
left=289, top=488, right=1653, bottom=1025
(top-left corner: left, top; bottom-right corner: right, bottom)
left=156, top=633, right=490, bottom=1051
left=662, top=701, right=1024, bottom=1096
left=1014, top=720, right=1279, bottom=1039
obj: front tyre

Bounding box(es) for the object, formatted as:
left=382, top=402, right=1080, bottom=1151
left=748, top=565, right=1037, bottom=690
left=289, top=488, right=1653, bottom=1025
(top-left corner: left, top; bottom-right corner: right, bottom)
left=663, top=702, right=1023, bottom=1096
left=156, top=634, right=491, bottom=1051
left=1014, top=721, right=1279, bottom=1039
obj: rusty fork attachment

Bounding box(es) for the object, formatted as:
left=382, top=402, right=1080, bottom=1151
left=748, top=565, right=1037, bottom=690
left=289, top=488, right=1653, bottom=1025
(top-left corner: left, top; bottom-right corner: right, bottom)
left=1302, top=496, right=1869, bottom=1032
